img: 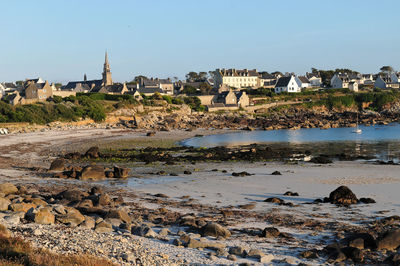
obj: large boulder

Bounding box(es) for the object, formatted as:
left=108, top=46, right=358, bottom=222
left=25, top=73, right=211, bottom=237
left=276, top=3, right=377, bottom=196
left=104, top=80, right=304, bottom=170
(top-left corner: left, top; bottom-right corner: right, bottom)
left=85, top=147, right=100, bottom=158
left=105, top=209, right=131, bottom=224
left=377, top=230, right=400, bottom=250
left=329, top=186, right=358, bottom=205
left=201, top=222, right=231, bottom=238
left=0, top=197, right=11, bottom=211
left=0, top=183, right=18, bottom=196
left=31, top=208, right=55, bottom=225
left=80, top=165, right=106, bottom=180
left=113, top=166, right=130, bottom=178
left=56, top=207, right=85, bottom=226
left=57, top=189, right=88, bottom=202
left=49, top=158, right=65, bottom=171
left=9, top=203, right=36, bottom=213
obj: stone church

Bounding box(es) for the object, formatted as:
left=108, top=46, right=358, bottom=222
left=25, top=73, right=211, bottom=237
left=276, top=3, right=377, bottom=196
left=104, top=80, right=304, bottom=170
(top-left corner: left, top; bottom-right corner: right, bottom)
left=63, top=52, right=127, bottom=94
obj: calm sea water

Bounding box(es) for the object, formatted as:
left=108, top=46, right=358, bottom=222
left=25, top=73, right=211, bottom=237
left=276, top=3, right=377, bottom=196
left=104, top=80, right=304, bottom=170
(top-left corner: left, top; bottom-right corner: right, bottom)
left=181, top=124, right=400, bottom=148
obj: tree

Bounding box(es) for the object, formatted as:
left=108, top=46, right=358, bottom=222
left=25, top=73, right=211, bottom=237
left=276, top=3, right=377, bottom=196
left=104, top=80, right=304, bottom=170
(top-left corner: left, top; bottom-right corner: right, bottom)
left=380, top=66, right=394, bottom=75
left=186, top=72, right=199, bottom=82
left=133, top=75, right=148, bottom=83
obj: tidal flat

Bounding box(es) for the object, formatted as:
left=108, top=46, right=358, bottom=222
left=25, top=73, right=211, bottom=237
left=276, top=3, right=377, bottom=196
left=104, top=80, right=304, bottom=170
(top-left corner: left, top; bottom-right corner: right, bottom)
left=1, top=128, right=400, bottom=265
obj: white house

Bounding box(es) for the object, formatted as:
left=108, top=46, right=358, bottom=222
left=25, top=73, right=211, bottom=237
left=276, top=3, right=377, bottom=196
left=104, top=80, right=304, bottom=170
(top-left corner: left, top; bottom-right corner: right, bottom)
left=298, top=76, right=311, bottom=88
left=348, top=82, right=359, bottom=92
left=374, top=75, right=400, bottom=89
left=274, top=75, right=302, bottom=93
left=306, top=73, right=322, bottom=87
left=330, top=74, right=354, bottom=88
left=0, top=83, right=5, bottom=97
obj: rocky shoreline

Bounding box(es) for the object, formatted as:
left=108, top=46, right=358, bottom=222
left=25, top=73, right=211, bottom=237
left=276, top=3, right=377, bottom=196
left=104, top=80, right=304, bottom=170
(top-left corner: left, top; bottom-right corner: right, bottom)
left=1, top=104, right=400, bottom=134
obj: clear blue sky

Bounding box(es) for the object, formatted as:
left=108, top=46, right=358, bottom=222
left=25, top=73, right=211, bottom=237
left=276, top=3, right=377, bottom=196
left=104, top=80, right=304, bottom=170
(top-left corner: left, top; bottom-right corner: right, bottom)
left=1, top=0, right=399, bottom=84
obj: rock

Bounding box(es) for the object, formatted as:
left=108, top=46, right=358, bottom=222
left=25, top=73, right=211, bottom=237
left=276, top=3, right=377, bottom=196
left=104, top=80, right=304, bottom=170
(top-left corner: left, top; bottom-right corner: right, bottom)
left=0, top=197, right=11, bottom=211
left=238, top=203, right=256, bottom=210
left=0, top=183, right=18, bottom=196
left=113, top=166, right=130, bottom=178
left=56, top=207, right=85, bottom=226
left=311, top=156, right=332, bottom=164
left=259, top=254, right=274, bottom=263
left=300, top=250, right=319, bottom=259
left=184, top=171, right=192, bottom=175
left=89, top=186, right=103, bottom=195
left=105, top=209, right=131, bottom=224
left=341, top=247, right=364, bottom=263
left=95, top=221, right=113, bottom=233
left=261, top=227, right=280, bottom=238
left=328, top=186, right=358, bottom=205
left=264, top=197, right=284, bottom=204
left=121, top=252, right=135, bottom=262
left=97, top=193, right=112, bottom=206
left=186, top=238, right=225, bottom=250
left=32, top=208, right=55, bottom=225
left=0, top=225, right=11, bottom=238
left=328, top=250, right=347, bottom=263
left=85, top=146, right=100, bottom=158
left=146, top=132, right=155, bottom=137
left=49, top=158, right=65, bottom=171
left=57, top=189, right=88, bottom=202
left=229, top=246, right=246, bottom=257
left=359, top=197, right=376, bottom=204
left=78, top=199, right=93, bottom=208
left=271, top=171, right=281, bottom=175
left=247, top=249, right=265, bottom=258
left=26, top=198, right=47, bottom=207
left=284, top=191, right=299, bottom=196
left=201, top=223, right=231, bottom=238
left=154, top=193, right=169, bottom=198
left=377, top=229, right=400, bottom=250
left=349, top=238, right=364, bottom=249
left=80, top=165, right=106, bottom=180
left=227, top=254, right=237, bottom=261
left=9, top=202, right=36, bottom=213
left=173, top=239, right=183, bottom=246
left=53, top=205, right=66, bottom=215
left=17, top=185, right=28, bottom=195
left=232, top=171, right=251, bottom=177
left=132, top=225, right=158, bottom=238
left=80, top=216, right=95, bottom=229
left=158, top=228, right=171, bottom=237
left=3, top=213, right=22, bottom=225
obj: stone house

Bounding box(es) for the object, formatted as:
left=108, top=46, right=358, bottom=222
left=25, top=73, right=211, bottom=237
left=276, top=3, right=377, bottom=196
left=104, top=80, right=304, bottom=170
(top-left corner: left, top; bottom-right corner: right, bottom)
left=136, top=78, right=174, bottom=95
left=24, top=80, right=53, bottom=102
left=348, top=82, right=359, bottom=92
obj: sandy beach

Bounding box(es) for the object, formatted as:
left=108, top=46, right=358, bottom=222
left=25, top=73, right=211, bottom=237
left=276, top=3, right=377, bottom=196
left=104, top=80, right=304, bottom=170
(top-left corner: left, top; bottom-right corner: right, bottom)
left=1, top=128, right=400, bottom=265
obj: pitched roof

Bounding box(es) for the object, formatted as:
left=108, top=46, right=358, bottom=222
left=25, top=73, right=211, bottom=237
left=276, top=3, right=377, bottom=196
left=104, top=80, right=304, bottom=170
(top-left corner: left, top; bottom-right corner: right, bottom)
left=260, top=72, right=275, bottom=79
left=64, top=80, right=103, bottom=90
left=298, top=76, right=310, bottom=83
left=275, top=76, right=292, bottom=87
left=219, top=69, right=259, bottom=77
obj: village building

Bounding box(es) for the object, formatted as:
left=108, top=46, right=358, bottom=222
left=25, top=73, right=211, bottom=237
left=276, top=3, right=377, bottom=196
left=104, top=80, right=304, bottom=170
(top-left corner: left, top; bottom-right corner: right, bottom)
left=214, top=68, right=261, bottom=89
left=348, top=81, right=359, bottom=92
left=259, top=72, right=277, bottom=88
left=198, top=89, right=250, bottom=110
left=274, top=75, right=302, bottom=93
left=24, top=80, right=53, bottom=102
left=4, top=91, right=22, bottom=105
left=306, top=73, right=322, bottom=87
left=298, top=76, right=311, bottom=88
left=374, top=75, right=400, bottom=89
left=330, top=73, right=354, bottom=89
left=64, top=52, right=114, bottom=93
left=136, top=77, right=174, bottom=95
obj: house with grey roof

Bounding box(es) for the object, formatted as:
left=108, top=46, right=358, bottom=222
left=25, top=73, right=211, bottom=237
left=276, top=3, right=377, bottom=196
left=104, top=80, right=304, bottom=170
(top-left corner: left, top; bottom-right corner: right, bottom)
left=137, top=77, right=174, bottom=95
left=274, top=76, right=302, bottom=93
left=298, top=76, right=311, bottom=88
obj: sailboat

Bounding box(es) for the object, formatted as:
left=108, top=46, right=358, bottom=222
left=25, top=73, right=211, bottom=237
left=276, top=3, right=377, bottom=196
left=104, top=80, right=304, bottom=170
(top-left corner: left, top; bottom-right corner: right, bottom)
left=352, top=112, right=362, bottom=134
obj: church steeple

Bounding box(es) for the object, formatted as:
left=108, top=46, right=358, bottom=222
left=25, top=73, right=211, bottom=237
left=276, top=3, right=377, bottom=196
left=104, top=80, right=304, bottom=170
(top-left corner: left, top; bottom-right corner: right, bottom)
left=102, top=51, right=113, bottom=86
